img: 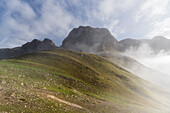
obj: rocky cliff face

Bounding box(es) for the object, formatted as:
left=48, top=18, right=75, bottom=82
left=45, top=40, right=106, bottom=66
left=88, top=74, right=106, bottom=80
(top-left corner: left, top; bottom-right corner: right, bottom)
left=61, top=26, right=120, bottom=53
left=22, top=38, right=56, bottom=52
left=0, top=38, right=57, bottom=60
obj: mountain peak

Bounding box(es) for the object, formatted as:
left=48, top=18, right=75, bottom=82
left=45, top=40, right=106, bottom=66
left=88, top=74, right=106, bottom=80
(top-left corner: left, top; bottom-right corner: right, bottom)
left=42, top=38, right=56, bottom=46
left=61, top=26, right=119, bottom=52
left=78, top=25, right=91, bottom=29
left=22, top=38, right=56, bottom=51
left=152, top=36, right=167, bottom=40
left=43, top=38, right=53, bottom=43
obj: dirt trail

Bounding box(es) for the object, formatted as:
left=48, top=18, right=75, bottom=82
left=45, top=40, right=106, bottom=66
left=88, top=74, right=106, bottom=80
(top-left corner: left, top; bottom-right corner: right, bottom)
left=46, top=94, right=83, bottom=109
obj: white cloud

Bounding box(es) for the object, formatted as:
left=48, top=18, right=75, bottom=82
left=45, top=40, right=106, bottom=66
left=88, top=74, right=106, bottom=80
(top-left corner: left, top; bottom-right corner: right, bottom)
left=146, top=18, right=170, bottom=38
left=135, top=0, right=169, bottom=23
left=96, top=0, right=136, bottom=22
left=98, top=0, right=115, bottom=19
left=33, top=0, right=74, bottom=36
left=105, top=20, right=125, bottom=38
left=133, top=0, right=170, bottom=39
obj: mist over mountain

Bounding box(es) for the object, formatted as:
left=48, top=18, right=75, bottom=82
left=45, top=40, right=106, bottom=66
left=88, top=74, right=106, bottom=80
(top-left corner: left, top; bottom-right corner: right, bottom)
left=59, top=27, right=170, bottom=90
left=119, top=36, right=170, bottom=54
left=1, top=26, right=170, bottom=59
left=61, top=26, right=170, bottom=55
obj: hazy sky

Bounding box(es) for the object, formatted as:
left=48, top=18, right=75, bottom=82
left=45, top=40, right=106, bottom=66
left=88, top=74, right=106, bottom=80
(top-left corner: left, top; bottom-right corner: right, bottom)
left=0, top=0, right=170, bottom=48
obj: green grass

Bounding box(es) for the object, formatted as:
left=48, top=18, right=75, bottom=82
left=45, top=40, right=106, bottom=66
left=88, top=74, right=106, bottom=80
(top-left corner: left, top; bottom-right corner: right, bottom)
left=0, top=48, right=168, bottom=113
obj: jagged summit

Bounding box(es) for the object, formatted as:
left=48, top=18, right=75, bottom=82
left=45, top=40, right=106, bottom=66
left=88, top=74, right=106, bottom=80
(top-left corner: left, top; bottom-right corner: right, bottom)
left=22, top=38, right=56, bottom=51
left=61, top=26, right=119, bottom=53
left=22, top=39, right=41, bottom=48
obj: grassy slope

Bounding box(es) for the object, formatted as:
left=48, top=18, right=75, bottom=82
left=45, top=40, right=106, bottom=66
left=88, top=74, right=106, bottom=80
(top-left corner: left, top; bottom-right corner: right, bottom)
left=0, top=48, right=168, bottom=112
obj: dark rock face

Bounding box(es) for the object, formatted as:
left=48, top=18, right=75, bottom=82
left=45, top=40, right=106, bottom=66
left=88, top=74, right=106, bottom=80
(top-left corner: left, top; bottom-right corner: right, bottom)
left=22, top=38, right=56, bottom=52
left=119, top=36, right=170, bottom=53
left=0, top=38, right=57, bottom=60
left=61, top=26, right=120, bottom=53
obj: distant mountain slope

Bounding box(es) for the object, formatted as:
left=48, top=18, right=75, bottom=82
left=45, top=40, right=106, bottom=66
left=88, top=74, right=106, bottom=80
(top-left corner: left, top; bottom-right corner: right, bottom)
left=97, top=50, right=170, bottom=89
left=119, top=36, right=170, bottom=53
left=61, top=26, right=120, bottom=52
left=0, top=48, right=169, bottom=112
left=0, top=38, right=57, bottom=60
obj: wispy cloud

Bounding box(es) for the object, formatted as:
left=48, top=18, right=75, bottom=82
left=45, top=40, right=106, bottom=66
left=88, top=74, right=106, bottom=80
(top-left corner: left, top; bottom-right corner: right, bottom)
left=135, top=0, right=169, bottom=22
left=0, top=0, right=81, bottom=48
left=147, top=18, right=170, bottom=38
left=135, top=0, right=170, bottom=38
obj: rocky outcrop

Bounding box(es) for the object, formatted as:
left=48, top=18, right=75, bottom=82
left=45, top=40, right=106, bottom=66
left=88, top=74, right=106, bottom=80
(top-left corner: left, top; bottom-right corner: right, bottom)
left=22, top=38, right=56, bottom=52
left=0, top=38, right=57, bottom=60
left=61, top=26, right=120, bottom=53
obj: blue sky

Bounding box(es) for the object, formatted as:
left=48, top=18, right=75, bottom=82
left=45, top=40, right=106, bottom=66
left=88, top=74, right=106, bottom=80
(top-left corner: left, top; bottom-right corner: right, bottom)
left=0, top=0, right=170, bottom=48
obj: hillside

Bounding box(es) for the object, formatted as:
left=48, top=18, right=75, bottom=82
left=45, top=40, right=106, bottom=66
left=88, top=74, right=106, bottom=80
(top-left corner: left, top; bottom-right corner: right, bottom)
left=0, top=48, right=169, bottom=113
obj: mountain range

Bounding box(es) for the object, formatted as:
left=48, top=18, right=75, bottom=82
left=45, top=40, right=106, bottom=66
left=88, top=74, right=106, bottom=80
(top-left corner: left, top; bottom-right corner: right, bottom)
left=0, top=26, right=170, bottom=112
left=1, top=26, right=169, bottom=60
left=1, top=26, right=170, bottom=88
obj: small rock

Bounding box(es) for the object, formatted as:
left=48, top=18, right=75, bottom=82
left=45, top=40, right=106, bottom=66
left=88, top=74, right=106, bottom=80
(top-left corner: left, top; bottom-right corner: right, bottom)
left=11, top=93, right=15, bottom=97
left=1, top=80, right=6, bottom=84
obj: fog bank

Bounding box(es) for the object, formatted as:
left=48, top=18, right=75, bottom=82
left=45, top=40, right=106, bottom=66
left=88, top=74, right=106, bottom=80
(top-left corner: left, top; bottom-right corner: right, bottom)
left=123, top=43, right=170, bottom=90
left=124, top=43, right=170, bottom=75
